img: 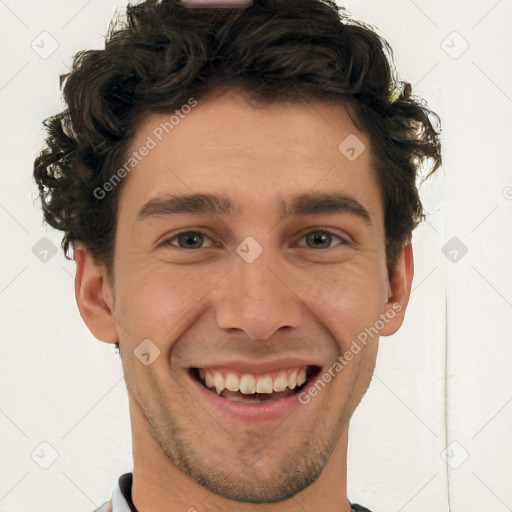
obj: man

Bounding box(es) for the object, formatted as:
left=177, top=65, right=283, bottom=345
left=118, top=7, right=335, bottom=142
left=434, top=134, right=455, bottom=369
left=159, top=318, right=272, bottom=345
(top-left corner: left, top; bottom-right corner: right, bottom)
left=33, top=0, right=442, bottom=510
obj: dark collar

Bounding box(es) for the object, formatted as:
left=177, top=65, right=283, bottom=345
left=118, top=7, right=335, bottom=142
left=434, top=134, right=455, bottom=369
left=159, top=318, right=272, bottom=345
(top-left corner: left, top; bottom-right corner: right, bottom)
left=118, top=473, right=139, bottom=512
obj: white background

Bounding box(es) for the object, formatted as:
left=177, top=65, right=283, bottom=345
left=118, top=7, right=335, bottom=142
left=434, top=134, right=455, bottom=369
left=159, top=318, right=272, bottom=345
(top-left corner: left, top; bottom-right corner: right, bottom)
left=0, top=1, right=511, bottom=511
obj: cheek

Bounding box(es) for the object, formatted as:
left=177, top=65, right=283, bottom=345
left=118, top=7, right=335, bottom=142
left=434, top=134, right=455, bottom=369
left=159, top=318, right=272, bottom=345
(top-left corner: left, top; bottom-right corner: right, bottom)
left=293, top=260, right=387, bottom=348
left=114, top=257, right=226, bottom=340
left=114, top=245, right=388, bottom=352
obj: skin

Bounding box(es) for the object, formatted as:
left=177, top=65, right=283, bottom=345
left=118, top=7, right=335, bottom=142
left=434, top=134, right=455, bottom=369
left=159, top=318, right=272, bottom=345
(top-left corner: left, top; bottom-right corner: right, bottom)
left=74, top=87, right=414, bottom=512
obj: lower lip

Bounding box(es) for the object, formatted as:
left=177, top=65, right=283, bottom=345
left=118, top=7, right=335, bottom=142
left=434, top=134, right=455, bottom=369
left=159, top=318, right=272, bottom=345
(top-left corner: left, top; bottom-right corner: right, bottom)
left=188, top=370, right=316, bottom=422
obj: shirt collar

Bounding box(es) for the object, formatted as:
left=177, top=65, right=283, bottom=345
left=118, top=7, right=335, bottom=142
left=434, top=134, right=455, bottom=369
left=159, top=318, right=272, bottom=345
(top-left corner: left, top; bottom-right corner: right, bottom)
left=111, top=473, right=137, bottom=512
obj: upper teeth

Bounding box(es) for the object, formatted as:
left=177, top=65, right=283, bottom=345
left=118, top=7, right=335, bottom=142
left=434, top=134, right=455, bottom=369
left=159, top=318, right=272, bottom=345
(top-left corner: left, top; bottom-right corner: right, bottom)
left=198, top=367, right=308, bottom=395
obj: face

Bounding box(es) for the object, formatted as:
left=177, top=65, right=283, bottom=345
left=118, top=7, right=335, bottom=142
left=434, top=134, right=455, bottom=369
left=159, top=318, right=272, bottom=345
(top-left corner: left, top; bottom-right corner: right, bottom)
left=77, top=88, right=411, bottom=504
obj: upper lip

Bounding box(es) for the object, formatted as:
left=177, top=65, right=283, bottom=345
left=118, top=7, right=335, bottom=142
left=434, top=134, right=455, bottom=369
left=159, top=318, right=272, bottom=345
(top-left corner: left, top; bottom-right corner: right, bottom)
left=191, top=357, right=322, bottom=374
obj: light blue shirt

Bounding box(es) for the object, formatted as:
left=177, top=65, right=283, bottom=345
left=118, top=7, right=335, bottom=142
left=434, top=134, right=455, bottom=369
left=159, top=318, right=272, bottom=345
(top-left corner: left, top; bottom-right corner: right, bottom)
left=93, top=475, right=132, bottom=512
left=111, top=477, right=132, bottom=512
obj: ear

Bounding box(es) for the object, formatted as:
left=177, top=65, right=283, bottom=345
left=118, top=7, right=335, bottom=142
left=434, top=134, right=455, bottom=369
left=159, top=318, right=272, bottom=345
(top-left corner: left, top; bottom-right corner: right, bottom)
left=73, top=242, right=118, bottom=344
left=380, top=242, right=414, bottom=336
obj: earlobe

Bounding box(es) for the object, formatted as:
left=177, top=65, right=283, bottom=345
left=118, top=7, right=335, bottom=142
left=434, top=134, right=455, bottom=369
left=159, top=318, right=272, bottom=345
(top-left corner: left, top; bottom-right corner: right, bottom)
left=380, top=242, right=414, bottom=336
left=73, top=242, right=118, bottom=344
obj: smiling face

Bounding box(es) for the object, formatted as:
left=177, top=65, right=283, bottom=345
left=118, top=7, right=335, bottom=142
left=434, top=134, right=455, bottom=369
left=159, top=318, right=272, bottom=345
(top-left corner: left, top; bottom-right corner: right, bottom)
left=75, top=87, right=413, bottom=507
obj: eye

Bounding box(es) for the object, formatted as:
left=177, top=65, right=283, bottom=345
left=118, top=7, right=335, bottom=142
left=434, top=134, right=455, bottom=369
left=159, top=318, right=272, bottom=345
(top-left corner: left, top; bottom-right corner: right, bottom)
left=162, top=231, right=215, bottom=250
left=160, top=229, right=347, bottom=251
left=295, top=230, right=346, bottom=250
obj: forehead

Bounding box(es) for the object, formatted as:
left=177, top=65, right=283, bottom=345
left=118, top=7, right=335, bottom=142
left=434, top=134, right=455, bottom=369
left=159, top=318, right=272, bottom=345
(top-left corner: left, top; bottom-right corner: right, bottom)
left=117, top=89, right=382, bottom=223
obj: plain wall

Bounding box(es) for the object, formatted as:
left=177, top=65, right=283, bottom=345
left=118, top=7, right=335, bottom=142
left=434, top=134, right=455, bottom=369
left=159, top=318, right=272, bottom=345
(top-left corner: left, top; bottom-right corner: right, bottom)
left=0, top=1, right=511, bottom=511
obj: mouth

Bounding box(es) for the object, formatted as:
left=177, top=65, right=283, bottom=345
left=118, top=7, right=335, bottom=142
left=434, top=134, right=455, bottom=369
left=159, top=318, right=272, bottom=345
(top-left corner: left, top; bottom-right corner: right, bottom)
left=189, top=365, right=322, bottom=404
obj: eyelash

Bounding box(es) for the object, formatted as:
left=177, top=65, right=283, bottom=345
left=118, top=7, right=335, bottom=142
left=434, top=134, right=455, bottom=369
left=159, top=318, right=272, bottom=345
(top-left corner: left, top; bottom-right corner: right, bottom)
left=160, top=229, right=349, bottom=250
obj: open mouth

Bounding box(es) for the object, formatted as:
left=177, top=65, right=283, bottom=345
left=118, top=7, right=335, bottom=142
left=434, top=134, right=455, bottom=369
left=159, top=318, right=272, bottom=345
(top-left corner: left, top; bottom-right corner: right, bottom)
left=189, top=365, right=321, bottom=404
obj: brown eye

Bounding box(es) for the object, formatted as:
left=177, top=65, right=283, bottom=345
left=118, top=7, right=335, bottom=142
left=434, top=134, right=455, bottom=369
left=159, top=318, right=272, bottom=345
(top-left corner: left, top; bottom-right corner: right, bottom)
left=162, top=231, right=214, bottom=249
left=297, top=231, right=345, bottom=250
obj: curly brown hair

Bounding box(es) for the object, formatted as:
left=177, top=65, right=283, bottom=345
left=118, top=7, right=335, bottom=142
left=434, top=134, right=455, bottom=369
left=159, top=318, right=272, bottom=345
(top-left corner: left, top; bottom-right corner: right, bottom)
left=33, top=0, right=441, bottom=278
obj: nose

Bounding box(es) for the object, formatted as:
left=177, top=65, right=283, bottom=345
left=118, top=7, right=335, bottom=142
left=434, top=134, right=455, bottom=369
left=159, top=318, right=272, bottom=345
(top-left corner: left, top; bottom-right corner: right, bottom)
left=213, top=245, right=302, bottom=341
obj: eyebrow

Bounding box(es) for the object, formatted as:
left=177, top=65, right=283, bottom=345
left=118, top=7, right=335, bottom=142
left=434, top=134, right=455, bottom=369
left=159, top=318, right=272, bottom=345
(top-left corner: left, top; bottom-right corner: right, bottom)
left=136, top=191, right=371, bottom=224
